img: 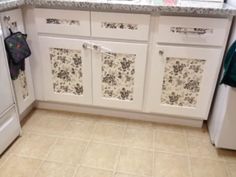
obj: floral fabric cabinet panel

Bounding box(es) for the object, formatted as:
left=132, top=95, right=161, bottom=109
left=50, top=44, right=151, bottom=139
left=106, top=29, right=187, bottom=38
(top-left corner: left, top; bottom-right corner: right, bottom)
left=92, top=41, right=147, bottom=111
left=39, top=36, right=92, bottom=105
left=145, top=45, right=222, bottom=119
left=0, top=9, right=35, bottom=115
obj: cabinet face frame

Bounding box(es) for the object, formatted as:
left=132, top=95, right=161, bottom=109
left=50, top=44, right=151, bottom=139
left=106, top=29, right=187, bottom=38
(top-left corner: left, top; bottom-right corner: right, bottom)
left=92, top=40, right=147, bottom=111
left=0, top=9, right=35, bottom=114
left=39, top=36, right=92, bottom=105
left=146, top=45, right=222, bottom=119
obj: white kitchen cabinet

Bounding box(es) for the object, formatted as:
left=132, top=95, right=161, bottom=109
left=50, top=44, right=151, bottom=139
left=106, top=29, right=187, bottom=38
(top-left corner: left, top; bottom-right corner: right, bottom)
left=39, top=36, right=92, bottom=105
left=0, top=9, right=35, bottom=115
left=92, top=41, right=147, bottom=111
left=146, top=45, right=222, bottom=119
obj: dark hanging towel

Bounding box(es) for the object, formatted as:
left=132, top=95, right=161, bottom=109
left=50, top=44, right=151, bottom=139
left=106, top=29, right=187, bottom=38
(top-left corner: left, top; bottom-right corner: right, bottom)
left=4, top=28, right=31, bottom=80
left=221, top=40, right=236, bottom=87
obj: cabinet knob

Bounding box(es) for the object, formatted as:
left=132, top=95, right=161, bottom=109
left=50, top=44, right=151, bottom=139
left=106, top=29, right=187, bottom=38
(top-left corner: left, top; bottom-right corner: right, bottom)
left=159, top=50, right=164, bottom=55
left=82, top=43, right=88, bottom=49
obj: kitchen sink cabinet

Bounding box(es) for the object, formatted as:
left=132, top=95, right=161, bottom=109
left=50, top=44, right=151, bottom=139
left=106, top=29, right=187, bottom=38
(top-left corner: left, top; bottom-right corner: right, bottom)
left=1, top=7, right=231, bottom=125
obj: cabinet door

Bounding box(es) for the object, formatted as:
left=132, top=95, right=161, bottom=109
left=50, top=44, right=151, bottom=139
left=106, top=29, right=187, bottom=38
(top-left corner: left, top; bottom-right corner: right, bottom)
left=146, top=45, right=222, bottom=119
left=1, top=9, right=35, bottom=114
left=39, top=36, right=92, bottom=105
left=92, top=41, right=147, bottom=111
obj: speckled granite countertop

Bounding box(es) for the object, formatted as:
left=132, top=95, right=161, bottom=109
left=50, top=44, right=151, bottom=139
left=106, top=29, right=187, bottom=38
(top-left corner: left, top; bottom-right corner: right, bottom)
left=1, top=0, right=236, bottom=16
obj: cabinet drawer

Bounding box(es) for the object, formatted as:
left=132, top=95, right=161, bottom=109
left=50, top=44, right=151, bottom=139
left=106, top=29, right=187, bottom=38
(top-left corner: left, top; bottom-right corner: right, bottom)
left=35, top=9, right=90, bottom=36
left=91, top=12, right=150, bottom=41
left=157, top=16, right=228, bottom=46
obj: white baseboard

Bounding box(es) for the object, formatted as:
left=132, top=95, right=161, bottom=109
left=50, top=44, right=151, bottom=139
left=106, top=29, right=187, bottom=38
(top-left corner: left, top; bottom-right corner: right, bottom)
left=35, top=101, right=203, bottom=127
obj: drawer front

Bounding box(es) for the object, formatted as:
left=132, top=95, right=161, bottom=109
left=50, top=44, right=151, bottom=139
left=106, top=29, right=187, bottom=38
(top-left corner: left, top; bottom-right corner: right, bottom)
left=157, top=16, right=228, bottom=46
left=91, top=12, right=150, bottom=41
left=35, top=9, right=90, bottom=36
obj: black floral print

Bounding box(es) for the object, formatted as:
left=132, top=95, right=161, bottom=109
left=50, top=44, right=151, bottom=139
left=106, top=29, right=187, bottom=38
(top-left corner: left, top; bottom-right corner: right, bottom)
left=46, top=18, right=80, bottom=26
left=102, top=53, right=136, bottom=101
left=50, top=48, right=83, bottom=96
left=161, top=57, right=206, bottom=107
left=18, top=71, right=29, bottom=100
left=101, top=22, right=138, bottom=30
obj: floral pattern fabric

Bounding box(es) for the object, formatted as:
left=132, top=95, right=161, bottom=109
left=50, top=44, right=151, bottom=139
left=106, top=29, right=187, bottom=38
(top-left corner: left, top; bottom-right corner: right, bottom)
left=161, top=57, right=206, bottom=107
left=101, top=22, right=138, bottom=30
left=46, top=18, right=80, bottom=26
left=18, top=70, right=29, bottom=100
left=49, top=48, right=83, bottom=96
left=101, top=52, right=136, bottom=101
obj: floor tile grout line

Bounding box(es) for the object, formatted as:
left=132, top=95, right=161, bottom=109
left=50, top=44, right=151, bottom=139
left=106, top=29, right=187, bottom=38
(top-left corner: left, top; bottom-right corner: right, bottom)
left=32, top=136, right=60, bottom=177
left=71, top=120, right=99, bottom=177
left=184, top=129, right=193, bottom=177
left=111, top=123, right=128, bottom=177
left=152, top=128, right=156, bottom=177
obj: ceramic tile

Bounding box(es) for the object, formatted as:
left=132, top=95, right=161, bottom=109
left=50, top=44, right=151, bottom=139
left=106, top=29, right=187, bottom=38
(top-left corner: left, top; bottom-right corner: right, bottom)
left=187, top=136, right=224, bottom=160
left=23, top=109, right=70, bottom=136
left=81, top=142, right=119, bottom=170
left=123, top=127, right=153, bottom=149
left=154, top=123, right=185, bottom=134
left=35, top=161, right=76, bottom=177
left=0, top=155, right=42, bottom=177
left=221, top=150, right=236, bottom=163
left=93, top=123, right=125, bottom=144
left=75, top=166, right=113, bottom=177
left=0, top=151, right=9, bottom=167
left=117, top=147, right=153, bottom=176
left=115, top=173, right=143, bottom=177
left=47, top=138, right=87, bottom=165
left=155, top=152, right=191, bottom=177
left=227, top=162, right=236, bottom=177
left=190, top=157, right=228, bottom=177
left=97, top=116, right=127, bottom=126
left=69, top=113, right=98, bottom=123
left=155, top=131, right=188, bottom=154
left=11, top=133, right=56, bottom=159
left=185, top=124, right=209, bottom=140
left=127, top=119, right=153, bottom=129
left=63, top=120, right=95, bottom=140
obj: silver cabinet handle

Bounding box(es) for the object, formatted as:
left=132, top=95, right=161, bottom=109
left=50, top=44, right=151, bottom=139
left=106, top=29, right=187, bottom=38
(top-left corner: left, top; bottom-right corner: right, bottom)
left=92, top=43, right=114, bottom=57
left=170, top=27, right=213, bottom=35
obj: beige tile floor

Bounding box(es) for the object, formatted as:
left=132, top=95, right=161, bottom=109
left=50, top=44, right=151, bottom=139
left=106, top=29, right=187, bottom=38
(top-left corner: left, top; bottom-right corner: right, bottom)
left=0, top=109, right=236, bottom=177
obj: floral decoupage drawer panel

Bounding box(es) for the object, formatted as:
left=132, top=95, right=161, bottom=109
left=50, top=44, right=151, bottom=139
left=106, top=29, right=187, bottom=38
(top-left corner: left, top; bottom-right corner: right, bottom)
left=18, top=70, right=29, bottom=100
left=101, top=53, right=136, bottom=101
left=161, top=57, right=206, bottom=107
left=49, top=48, right=83, bottom=96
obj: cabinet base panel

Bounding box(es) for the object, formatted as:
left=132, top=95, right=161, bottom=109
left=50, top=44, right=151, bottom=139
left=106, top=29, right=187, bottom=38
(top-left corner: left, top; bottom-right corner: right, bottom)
left=35, top=101, right=203, bottom=127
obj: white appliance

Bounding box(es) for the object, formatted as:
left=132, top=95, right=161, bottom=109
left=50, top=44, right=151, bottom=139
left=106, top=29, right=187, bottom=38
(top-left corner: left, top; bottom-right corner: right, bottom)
left=0, top=25, right=21, bottom=154
left=208, top=1, right=236, bottom=149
